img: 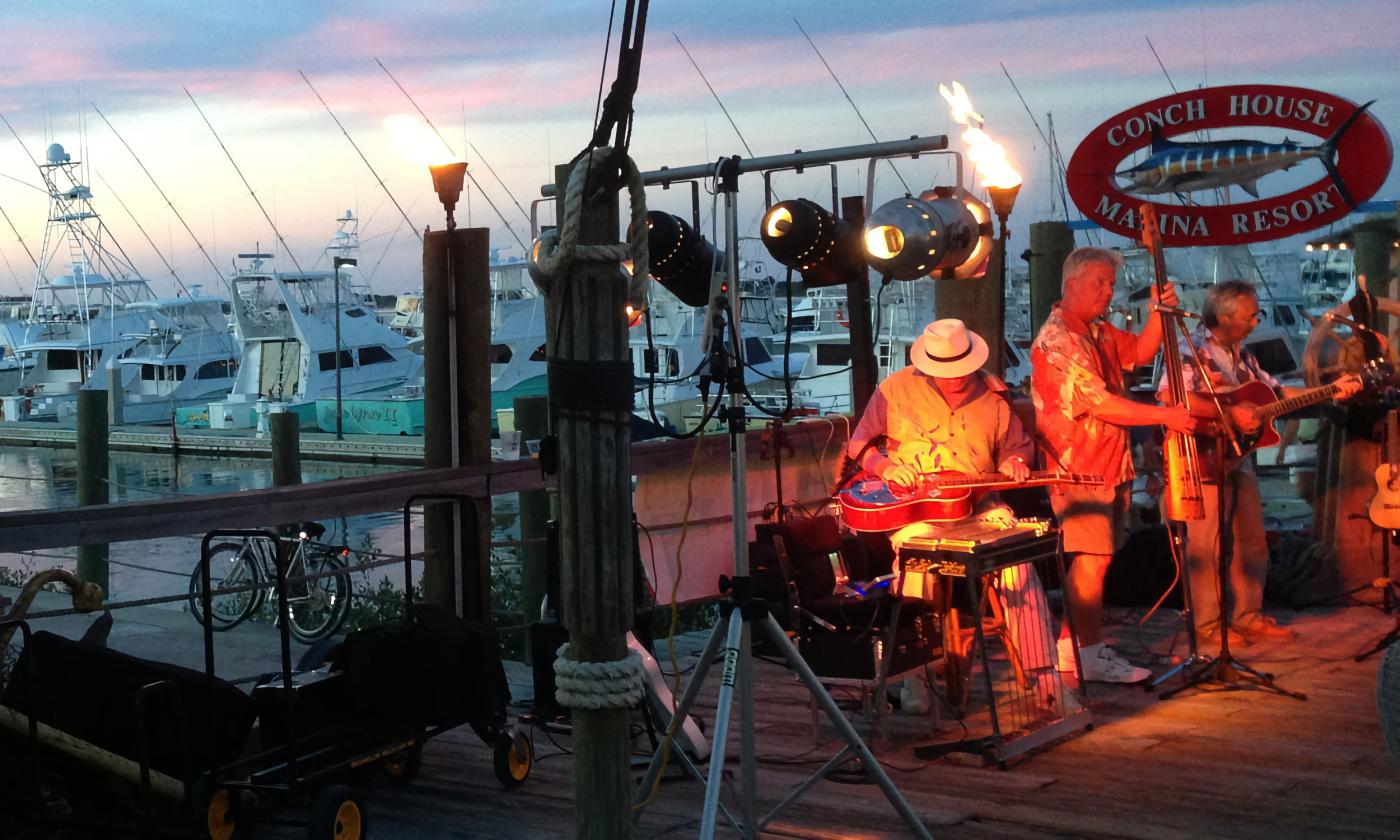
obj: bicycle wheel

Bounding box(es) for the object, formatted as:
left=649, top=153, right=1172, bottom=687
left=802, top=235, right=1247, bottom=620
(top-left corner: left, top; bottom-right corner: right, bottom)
left=285, top=549, right=352, bottom=644
left=189, top=541, right=265, bottom=631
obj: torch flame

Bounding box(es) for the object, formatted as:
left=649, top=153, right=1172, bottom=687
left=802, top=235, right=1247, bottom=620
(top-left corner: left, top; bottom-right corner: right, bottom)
left=939, top=81, right=1022, bottom=191
left=385, top=113, right=455, bottom=166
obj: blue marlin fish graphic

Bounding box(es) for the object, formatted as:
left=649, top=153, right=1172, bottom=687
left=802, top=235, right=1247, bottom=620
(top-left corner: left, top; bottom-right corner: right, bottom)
left=1117, top=100, right=1374, bottom=207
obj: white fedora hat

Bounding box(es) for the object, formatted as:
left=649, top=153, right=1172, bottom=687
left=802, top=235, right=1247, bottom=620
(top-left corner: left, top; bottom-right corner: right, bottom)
left=909, top=318, right=989, bottom=378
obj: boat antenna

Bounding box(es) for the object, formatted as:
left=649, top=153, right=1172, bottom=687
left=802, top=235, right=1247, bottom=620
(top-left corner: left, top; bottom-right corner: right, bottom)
left=671, top=32, right=754, bottom=158
left=298, top=69, right=424, bottom=246
left=0, top=195, right=41, bottom=273
left=373, top=58, right=531, bottom=253
left=793, top=18, right=910, bottom=195
left=183, top=86, right=309, bottom=275
left=91, top=103, right=229, bottom=289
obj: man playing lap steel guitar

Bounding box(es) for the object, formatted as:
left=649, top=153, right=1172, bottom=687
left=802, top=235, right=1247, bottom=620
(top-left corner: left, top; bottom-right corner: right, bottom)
left=1157, top=280, right=1362, bottom=644
left=845, top=318, right=1061, bottom=713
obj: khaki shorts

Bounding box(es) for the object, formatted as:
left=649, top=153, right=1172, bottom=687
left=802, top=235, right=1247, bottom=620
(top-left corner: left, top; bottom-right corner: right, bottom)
left=1050, top=481, right=1130, bottom=556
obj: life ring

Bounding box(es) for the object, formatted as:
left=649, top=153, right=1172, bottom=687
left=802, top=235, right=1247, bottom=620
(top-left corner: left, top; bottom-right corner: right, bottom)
left=835, top=306, right=850, bottom=329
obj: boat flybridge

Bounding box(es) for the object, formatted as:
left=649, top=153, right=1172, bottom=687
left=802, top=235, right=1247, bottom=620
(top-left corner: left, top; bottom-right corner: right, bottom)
left=205, top=248, right=421, bottom=430
left=0, top=142, right=240, bottom=424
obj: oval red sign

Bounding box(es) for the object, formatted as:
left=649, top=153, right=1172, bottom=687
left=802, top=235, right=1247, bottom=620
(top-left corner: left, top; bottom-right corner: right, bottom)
left=1066, top=84, right=1392, bottom=246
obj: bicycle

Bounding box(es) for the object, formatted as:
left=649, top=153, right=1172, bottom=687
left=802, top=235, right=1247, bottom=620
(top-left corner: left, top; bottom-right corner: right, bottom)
left=188, top=522, right=353, bottom=643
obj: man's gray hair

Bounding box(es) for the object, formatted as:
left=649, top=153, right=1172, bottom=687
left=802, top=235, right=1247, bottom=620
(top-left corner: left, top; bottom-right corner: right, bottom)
left=1061, top=247, right=1124, bottom=292
left=1202, top=279, right=1258, bottom=328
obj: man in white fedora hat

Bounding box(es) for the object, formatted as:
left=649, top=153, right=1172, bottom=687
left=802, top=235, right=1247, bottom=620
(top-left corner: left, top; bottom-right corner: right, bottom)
left=847, top=318, right=1055, bottom=713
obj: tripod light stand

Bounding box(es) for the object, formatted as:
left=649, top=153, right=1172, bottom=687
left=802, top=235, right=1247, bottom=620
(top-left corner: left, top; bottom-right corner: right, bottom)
left=631, top=157, right=931, bottom=840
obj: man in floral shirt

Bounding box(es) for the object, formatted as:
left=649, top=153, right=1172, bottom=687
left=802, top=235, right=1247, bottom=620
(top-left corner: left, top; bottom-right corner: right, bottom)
left=1157, top=280, right=1360, bottom=644
left=1031, top=247, right=1194, bottom=683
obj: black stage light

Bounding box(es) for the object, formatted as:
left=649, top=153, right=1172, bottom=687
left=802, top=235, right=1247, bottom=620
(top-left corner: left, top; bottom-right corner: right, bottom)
left=862, top=189, right=993, bottom=280
left=646, top=211, right=722, bottom=307
left=759, top=198, right=863, bottom=288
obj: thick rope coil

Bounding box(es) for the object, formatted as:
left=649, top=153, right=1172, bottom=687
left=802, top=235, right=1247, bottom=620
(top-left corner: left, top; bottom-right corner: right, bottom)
left=553, top=642, right=645, bottom=710
left=533, top=146, right=649, bottom=313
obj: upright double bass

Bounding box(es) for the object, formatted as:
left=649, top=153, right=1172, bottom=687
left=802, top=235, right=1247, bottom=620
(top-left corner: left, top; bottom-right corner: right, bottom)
left=1140, top=204, right=1205, bottom=522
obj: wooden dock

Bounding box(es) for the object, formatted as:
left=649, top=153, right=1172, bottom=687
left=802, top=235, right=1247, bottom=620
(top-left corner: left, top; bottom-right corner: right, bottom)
left=6, top=589, right=1400, bottom=838
left=387, top=603, right=1400, bottom=839
left=0, top=420, right=424, bottom=465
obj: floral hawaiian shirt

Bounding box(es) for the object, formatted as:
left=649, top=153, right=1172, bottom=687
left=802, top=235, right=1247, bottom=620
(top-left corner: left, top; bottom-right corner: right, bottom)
left=1031, top=305, right=1141, bottom=485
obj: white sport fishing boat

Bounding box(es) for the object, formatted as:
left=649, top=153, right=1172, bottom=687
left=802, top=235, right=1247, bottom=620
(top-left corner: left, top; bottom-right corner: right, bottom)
left=1, top=142, right=239, bottom=424
left=202, top=216, right=421, bottom=431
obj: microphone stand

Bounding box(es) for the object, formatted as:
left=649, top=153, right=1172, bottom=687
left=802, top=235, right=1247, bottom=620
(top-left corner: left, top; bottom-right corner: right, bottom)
left=1157, top=327, right=1306, bottom=701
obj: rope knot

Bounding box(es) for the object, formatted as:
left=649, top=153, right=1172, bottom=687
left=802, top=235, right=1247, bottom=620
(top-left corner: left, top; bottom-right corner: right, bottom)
left=532, top=146, right=649, bottom=315
left=553, top=642, right=645, bottom=710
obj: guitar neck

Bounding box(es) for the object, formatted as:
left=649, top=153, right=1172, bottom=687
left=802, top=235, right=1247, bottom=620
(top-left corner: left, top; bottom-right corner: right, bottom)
left=928, top=471, right=1099, bottom=491
left=1258, top=383, right=1339, bottom=422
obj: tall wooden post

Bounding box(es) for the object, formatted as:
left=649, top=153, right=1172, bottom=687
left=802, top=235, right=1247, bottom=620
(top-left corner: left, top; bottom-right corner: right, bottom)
left=75, top=389, right=108, bottom=593
left=841, top=196, right=878, bottom=419
left=548, top=160, right=634, bottom=840
left=514, top=393, right=552, bottom=663
left=269, top=410, right=302, bottom=487
left=1029, top=221, right=1075, bottom=336
left=936, top=245, right=1005, bottom=376
left=106, top=366, right=124, bottom=427
left=1353, top=214, right=1396, bottom=334
left=422, top=227, right=494, bottom=620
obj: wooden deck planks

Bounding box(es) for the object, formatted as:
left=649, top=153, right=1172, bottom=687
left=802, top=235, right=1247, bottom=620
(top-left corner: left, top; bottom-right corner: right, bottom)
left=341, top=603, right=1400, bottom=838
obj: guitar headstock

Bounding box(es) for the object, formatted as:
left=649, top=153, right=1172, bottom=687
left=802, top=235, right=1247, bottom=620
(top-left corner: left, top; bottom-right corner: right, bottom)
left=1139, top=203, right=1162, bottom=254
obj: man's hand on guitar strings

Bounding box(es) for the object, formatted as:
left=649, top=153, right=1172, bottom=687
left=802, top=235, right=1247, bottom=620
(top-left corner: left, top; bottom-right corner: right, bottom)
left=1334, top=373, right=1364, bottom=400
left=1228, top=404, right=1264, bottom=435
left=998, top=455, right=1030, bottom=482
left=882, top=463, right=920, bottom=493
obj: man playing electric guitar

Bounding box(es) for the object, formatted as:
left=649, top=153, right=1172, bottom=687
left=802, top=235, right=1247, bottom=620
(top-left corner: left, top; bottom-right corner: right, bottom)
left=846, top=318, right=1058, bottom=712
left=1158, top=280, right=1362, bottom=644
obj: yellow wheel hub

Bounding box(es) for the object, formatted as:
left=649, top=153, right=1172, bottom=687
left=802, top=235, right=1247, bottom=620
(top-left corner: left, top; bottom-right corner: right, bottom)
left=333, top=800, right=363, bottom=839
left=207, top=788, right=235, bottom=840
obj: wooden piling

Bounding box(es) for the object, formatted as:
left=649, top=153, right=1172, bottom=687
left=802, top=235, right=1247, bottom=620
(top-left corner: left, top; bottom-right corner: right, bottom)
left=75, top=389, right=108, bottom=592
left=548, top=160, right=634, bottom=840
left=935, top=240, right=1005, bottom=376
left=269, top=410, right=302, bottom=487
left=514, top=394, right=552, bottom=664
left=841, top=196, right=878, bottom=419
left=421, top=227, right=493, bottom=620
left=1029, top=220, right=1075, bottom=336
left=1353, top=214, right=1397, bottom=334
left=106, top=366, right=124, bottom=427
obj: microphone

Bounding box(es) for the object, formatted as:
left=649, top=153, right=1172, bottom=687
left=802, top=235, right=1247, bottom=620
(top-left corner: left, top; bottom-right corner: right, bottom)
left=1148, top=303, right=1204, bottom=320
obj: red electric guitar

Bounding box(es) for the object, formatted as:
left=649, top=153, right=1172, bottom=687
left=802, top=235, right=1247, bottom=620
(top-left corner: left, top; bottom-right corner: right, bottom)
left=837, top=470, right=1102, bottom=533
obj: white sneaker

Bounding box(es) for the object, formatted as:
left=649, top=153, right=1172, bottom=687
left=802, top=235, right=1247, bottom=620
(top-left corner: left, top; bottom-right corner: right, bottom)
left=899, top=675, right=931, bottom=714
left=1078, top=643, right=1151, bottom=684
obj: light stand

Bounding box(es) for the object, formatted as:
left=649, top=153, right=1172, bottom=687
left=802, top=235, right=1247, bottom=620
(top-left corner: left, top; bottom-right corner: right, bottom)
left=332, top=256, right=357, bottom=441
left=1156, top=319, right=1305, bottom=701
left=632, top=157, right=930, bottom=840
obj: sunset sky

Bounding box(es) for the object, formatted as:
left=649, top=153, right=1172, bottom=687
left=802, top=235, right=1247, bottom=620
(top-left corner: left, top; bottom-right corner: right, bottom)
left=0, top=0, right=1394, bottom=296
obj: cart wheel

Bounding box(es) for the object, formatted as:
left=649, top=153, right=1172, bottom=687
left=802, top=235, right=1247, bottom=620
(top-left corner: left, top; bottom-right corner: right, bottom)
left=189, top=778, right=238, bottom=840
left=382, top=745, right=422, bottom=781
left=492, top=731, right=532, bottom=788
left=308, top=784, right=366, bottom=840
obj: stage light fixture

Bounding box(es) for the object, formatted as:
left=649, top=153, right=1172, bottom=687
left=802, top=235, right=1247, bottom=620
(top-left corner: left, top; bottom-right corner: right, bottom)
left=646, top=211, right=721, bottom=307
left=862, top=189, right=994, bottom=281
left=759, top=198, right=862, bottom=288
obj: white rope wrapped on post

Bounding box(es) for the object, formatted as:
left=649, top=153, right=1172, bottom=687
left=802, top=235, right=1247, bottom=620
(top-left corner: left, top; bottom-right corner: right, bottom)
left=532, top=146, right=649, bottom=312
left=554, top=642, right=645, bottom=710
